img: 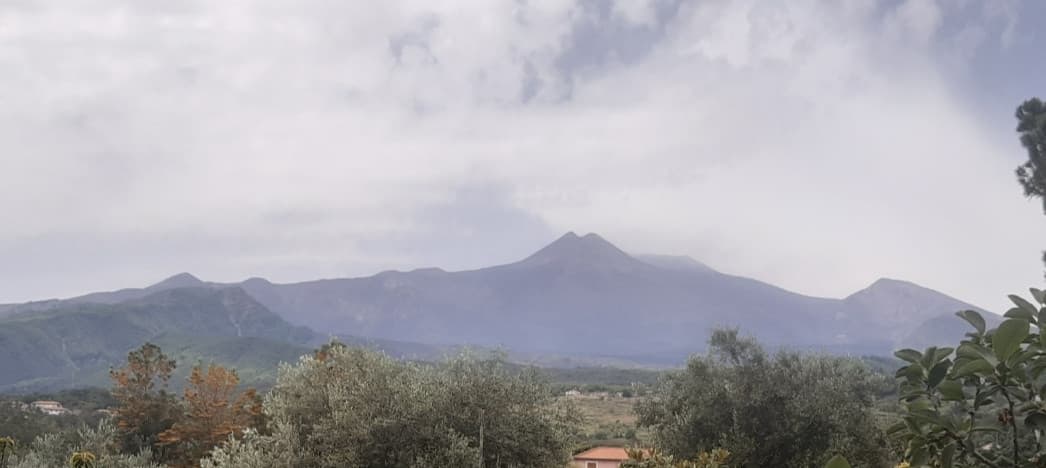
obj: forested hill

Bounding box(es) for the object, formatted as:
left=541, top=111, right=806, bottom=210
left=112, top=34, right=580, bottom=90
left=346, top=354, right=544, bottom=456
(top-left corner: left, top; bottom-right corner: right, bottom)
left=0, top=287, right=313, bottom=392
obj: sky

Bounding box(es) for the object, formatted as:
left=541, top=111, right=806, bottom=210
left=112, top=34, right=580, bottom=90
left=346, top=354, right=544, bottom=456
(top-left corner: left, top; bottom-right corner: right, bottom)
left=1, top=0, right=1045, bottom=313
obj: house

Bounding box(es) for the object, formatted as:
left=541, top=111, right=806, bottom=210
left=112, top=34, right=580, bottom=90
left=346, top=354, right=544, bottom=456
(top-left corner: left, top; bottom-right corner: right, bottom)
left=565, top=389, right=582, bottom=397
left=30, top=400, right=69, bottom=416
left=572, top=446, right=635, bottom=468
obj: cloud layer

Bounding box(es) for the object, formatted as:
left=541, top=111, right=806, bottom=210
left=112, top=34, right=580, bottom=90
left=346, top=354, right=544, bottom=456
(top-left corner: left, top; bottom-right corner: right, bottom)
left=1, top=0, right=1044, bottom=312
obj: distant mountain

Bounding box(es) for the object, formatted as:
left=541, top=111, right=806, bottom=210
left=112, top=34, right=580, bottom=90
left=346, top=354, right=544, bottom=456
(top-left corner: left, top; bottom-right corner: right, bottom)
left=231, top=233, right=841, bottom=356
left=0, top=272, right=211, bottom=317
left=226, top=232, right=994, bottom=357
left=0, top=287, right=314, bottom=392
left=840, top=278, right=1000, bottom=349
left=0, top=232, right=997, bottom=386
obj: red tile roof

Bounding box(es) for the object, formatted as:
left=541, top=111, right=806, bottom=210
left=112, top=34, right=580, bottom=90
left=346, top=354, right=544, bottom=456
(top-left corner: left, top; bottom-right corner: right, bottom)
left=573, top=447, right=633, bottom=461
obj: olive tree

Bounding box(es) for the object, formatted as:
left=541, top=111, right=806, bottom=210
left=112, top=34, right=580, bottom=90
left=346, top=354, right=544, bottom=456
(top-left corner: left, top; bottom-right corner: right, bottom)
left=9, top=421, right=160, bottom=468
left=203, top=344, right=580, bottom=468
left=635, top=329, right=891, bottom=467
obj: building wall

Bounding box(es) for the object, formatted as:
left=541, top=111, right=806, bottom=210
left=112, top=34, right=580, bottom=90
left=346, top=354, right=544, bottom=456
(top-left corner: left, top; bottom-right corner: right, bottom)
left=571, top=459, right=622, bottom=468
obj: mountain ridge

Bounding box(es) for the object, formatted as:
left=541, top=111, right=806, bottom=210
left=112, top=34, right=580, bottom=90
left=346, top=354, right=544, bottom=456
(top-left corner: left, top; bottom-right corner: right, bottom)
left=0, top=232, right=996, bottom=364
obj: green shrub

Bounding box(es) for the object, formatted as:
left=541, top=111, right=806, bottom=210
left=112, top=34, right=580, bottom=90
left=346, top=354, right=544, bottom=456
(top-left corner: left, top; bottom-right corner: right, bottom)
left=891, top=288, right=1046, bottom=467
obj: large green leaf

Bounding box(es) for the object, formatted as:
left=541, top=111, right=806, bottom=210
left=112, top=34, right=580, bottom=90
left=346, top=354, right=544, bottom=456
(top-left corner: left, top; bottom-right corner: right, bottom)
left=952, top=358, right=993, bottom=378
left=927, top=360, right=951, bottom=388
left=920, top=346, right=938, bottom=369
left=956, top=310, right=986, bottom=335
left=1005, top=306, right=1036, bottom=322
left=933, top=347, right=954, bottom=363
left=1008, top=346, right=1040, bottom=368
left=956, top=342, right=982, bottom=359
left=993, top=319, right=1030, bottom=362
left=896, top=364, right=925, bottom=381
left=1031, top=288, right=1046, bottom=304
left=824, top=455, right=852, bottom=468
left=1010, top=294, right=1040, bottom=317
left=937, top=379, right=965, bottom=401
left=895, top=349, right=923, bottom=364
left=956, top=342, right=998, bottom=367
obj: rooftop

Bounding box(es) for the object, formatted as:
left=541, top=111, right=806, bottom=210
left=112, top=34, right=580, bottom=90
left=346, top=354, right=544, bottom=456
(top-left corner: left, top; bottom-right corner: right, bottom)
left=573, top=446, right=635, bottom=461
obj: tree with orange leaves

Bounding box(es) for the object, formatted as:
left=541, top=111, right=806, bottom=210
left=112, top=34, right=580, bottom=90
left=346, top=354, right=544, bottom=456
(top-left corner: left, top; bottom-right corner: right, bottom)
left=109, top=343, right=180, bottom=459
left=158, top=364, right=263, bottom=468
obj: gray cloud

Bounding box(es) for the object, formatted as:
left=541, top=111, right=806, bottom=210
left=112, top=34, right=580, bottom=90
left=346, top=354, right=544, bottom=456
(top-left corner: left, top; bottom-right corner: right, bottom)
left=0, top=0, right=1044, bottom=313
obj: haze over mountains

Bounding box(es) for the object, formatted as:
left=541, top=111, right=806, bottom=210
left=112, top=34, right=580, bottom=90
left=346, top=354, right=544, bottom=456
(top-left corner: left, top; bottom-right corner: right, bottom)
left=0, top=232, right=997, bottom=391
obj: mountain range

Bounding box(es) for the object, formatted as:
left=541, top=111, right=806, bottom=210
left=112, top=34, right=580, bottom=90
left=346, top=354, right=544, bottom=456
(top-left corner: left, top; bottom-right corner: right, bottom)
left=0, top=232, right=998, bottom=391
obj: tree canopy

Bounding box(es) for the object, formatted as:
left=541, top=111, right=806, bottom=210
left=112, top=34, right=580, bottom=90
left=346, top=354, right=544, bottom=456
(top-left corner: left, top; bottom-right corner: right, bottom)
left=109, top=343, right=180, bottom=459
left=635, top=329, right=891, bottom=467
left=1016, top=98, right=1046, bottom=209
left=203, top=345, right=580, bottom=468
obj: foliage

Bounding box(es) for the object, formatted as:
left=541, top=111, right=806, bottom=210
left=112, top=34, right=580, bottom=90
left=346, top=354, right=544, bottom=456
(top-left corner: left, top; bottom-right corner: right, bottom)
left=158, top=364, right=262, bottom=468
left=109, top=343, right=180, bottom=460
left=635, top=329, right=891, bottom=467
left=0, top=396, right=113, bottom=448
left=622, top=447, right=731, bottom=468
left=7, top=420, right=161, bottom=468
left=203, top=344, right=581, bottom=468
left=0, top=288, right=312, bottom=392
left=0, top=437, right=13, bottom=468
left=890, top=289, right=1046, bottom=467
left=69, top=451, right=96, bottom=468
left=1015, top=98, right=1046, bottom=210
left=1015, top=97, right=1046, bottom=271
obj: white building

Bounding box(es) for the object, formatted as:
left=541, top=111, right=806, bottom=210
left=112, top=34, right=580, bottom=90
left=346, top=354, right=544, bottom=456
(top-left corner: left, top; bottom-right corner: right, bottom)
left=30, top=400, right=69, bottom=416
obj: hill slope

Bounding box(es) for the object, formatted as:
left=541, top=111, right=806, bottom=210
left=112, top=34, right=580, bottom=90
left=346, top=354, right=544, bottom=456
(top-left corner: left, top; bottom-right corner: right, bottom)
left=0, top=287, right=313, bottom=392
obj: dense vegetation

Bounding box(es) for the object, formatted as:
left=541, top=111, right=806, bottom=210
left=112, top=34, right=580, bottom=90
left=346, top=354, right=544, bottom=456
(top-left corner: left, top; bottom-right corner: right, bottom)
left=890, top=290, right=1046, bottom=467
left=201, top=344, right=581, bottom=467
left=0, top=287, right=312, bottom=393
left=0, top=389, right=114, bottom=447
left=635, top=329, right=893, bottom=467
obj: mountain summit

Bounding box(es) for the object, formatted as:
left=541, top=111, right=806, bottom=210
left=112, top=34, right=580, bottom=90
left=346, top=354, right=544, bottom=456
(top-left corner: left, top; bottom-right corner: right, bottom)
left=518, top=232, right=644, bottom=272
left=148, top=272, right=205, bottom=291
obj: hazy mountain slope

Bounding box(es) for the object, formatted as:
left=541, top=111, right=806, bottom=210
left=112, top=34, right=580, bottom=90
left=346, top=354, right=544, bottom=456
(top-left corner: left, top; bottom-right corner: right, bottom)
left=74, top=272, right=208, bottom=304
left=236, top=233, right=995, bottom=357
left=838, top=278, right=997, bottom=349
left=0, top=232, right=996, bottom=369
left=0, top=287, right=313, bottom=392
left=239, top=233, right=850, bottom=356
left=634, top=254, right=716, bottom=273
left=0, top=273, right=210, bottom=316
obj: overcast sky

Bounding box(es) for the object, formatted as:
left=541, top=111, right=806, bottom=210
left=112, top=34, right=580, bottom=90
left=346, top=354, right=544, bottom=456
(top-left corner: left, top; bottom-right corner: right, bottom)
left=2, top=0, right=1045, bottom=312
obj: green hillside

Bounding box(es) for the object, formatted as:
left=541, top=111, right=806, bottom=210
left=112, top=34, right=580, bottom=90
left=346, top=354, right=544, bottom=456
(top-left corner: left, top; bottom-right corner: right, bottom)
left=0, top=287, right=314, bottom=392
